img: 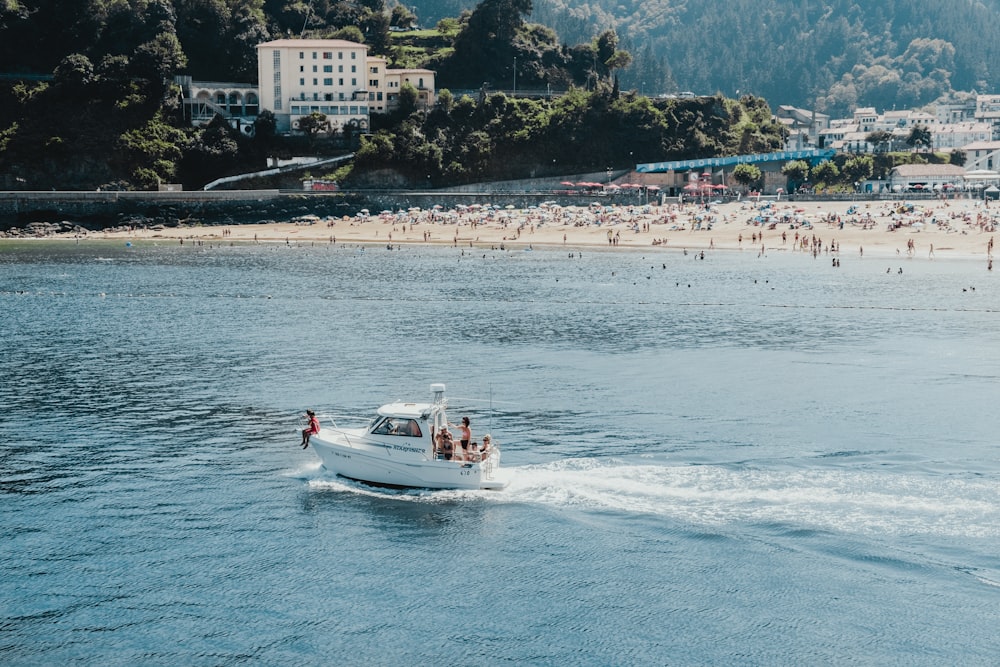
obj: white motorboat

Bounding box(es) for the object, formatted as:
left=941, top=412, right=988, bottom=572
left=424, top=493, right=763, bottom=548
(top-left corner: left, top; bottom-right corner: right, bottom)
left=307, top=384, right=510, bottom=490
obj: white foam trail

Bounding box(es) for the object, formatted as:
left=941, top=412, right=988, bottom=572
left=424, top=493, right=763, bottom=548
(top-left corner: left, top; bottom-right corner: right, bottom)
left=501, top=458, right=1000, bottom=538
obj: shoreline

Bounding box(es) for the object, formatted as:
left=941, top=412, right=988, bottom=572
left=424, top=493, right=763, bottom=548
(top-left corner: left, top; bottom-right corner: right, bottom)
left=8, top=199, right=998, bottom=262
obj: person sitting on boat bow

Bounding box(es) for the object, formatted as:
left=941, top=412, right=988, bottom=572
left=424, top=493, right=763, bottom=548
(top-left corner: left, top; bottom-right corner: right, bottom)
left=301, top=410, right=320, bottom=449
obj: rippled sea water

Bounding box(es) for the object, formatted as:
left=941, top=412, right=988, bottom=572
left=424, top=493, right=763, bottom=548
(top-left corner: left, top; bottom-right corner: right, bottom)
left=2, top=239, right=1000, bottom=665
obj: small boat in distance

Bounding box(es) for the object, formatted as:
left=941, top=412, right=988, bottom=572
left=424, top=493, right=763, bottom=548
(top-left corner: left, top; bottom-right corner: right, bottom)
left=308, top=384, right=510, bottom=490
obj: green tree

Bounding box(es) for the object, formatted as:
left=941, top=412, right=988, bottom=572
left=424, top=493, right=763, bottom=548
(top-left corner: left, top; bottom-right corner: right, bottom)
left=298, top=111, right=330, bottom=142
left=865, top=130, right=893, bottom=153
left=781, top=159, right=809, bottom=189
left=841, top=155, right=874, bottom=185
left=733, top=163, right=762, bottom=190
left=811, top=160, right=840, bottom=185
left=227, top=1, right=270, bottom=81
left=906, top=124, right=933, bottom=151
left=390, top=5, right=416, bottom=29
left=115, top=111, right=189, bottom=189
left=53, top=53, right=96, bottom=97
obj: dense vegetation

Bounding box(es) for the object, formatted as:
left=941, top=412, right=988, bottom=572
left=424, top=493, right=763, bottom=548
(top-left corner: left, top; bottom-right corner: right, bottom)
left=355, top=88, right=786, bottom=185
left=0, top=0, right=991, bottom=190
left=415, top=0, right=1000, bottom=115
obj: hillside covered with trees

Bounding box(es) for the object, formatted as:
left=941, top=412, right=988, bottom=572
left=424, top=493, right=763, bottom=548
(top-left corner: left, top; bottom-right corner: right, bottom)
left=413, top=0, right=1000, bottom=115
left=1, top=0, right=991, bottom=190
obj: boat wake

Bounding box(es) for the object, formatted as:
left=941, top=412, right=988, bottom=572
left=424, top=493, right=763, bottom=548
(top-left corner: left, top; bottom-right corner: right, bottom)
left=501, top=457, right=1000, bottom=539
left=295, top=455, right=1000, bottom=538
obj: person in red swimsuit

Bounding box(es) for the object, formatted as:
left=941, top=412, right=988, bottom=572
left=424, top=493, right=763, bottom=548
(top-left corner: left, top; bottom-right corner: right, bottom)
left=301, top=410, right=320, bottom=449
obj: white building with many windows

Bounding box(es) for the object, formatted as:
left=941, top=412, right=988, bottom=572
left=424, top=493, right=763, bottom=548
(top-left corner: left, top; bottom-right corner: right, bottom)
left=255, top=39, right=436, bottom=134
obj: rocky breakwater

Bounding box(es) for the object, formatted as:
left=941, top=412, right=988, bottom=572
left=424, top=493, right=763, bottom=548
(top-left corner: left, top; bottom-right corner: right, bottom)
left=0, top=190, right=367, bottom=235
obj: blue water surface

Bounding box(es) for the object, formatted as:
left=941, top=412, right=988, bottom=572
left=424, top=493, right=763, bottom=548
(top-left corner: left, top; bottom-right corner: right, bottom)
left=2, top=239, right=999, bottom=665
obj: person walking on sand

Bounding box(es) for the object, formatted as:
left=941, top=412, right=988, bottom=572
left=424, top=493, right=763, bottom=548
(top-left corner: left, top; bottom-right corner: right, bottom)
left=301, top=410, right=320, bottom=449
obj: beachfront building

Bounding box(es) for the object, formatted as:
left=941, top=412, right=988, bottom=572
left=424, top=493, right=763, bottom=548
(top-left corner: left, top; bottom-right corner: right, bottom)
left=887, top=163, right=966, bottom=192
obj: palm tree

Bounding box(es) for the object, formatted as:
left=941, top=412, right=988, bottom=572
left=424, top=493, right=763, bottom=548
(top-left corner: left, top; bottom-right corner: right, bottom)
left=905, top=125, right=933, bottom=152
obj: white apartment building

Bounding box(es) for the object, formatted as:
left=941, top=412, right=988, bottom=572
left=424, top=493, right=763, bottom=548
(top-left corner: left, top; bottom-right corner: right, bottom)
left=933, top=122, right=992, bottom=150
left=256, top=39, right=371, bottom=133
left=256, top=39, right=437, bottom=134
left=962, top=141, right=1000, bottom=171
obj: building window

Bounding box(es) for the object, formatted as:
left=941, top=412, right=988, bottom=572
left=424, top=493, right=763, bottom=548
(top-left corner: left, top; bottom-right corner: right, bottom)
left=299, top=66, right=304, bottom=72
left=370, top=66, right=378, bottom=74
left=350, top=105, right=358, bottom=114
left=339, top=78, right=343, bottom=86
left=418, top=78, right=424, bottom=88
left=312, top=78, right=317, bottom=85
left=340, top=106, right=348, bottom=114
left=312, top=52, right=317, bottom=59
left=369, top=79, right=378, bottom=88
left=299, top=78, right=305, bottom=85
left=351, top=65, right=356, bottom=73
left=351, top=52, right=356, bottom=59
left=377, top=92, right=382, bottom=101
left=338, top=65, right=343, bottom=73
left=351, top=78, right=357, bottom=86
left=338, top=52, right=343, bottom=60
left=323, top=78, right=332, bottom=86
left=274, top=86, right=282, bottom=109
left=312, top=65, right=317, bottom=72
left=323, top=65, right=332, bottom=73
left=323, top=52, right=332, bottom=59
left=299, top=51, right=304, bottom=59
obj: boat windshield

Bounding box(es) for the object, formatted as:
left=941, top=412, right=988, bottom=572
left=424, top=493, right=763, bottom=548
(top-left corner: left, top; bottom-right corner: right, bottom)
left=370, top=416, right=423, bottom=437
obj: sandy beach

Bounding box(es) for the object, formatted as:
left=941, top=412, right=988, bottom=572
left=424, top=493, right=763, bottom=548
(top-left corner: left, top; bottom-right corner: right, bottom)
left=50, top=198, right=999, bottom=262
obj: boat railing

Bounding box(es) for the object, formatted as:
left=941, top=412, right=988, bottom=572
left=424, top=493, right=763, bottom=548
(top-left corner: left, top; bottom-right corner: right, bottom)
left=320, top=414, right=371, bottom=448
left=481, top=443, right=499, bottom=479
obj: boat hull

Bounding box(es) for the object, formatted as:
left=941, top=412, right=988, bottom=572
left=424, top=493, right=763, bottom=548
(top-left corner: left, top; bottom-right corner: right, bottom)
left=309, top=432, right=509, bottom=490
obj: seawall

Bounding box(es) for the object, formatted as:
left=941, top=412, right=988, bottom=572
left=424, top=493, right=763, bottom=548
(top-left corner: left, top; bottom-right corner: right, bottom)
left=0, top=186, right=652, bottom=232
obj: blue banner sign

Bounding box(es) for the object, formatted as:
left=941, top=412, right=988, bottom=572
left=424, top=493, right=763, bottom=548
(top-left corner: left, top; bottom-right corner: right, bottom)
left=636, top=149, right=835, bottom=173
